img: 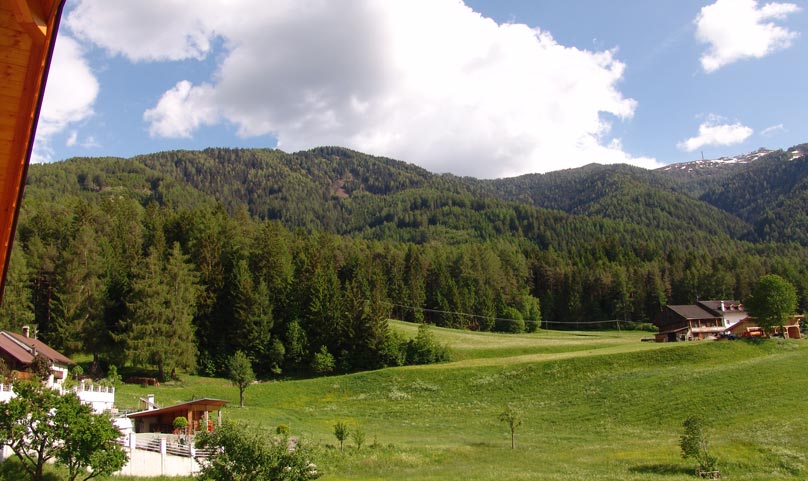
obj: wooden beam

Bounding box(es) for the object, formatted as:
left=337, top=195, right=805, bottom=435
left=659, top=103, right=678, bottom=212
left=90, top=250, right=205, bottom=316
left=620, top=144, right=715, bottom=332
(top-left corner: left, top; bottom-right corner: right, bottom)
left=0, top=0, right=65, bottom=303
left=10, top=0, right=48, bottom=42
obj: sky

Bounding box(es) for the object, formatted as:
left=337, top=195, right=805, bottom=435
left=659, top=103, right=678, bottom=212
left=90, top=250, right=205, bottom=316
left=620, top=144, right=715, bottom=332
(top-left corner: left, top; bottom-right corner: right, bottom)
left=32, top=0, right=808, bottom=178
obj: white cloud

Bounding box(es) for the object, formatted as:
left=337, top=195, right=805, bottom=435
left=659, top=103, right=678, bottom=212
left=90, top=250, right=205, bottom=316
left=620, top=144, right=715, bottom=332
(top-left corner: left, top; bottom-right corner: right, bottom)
left=696, top=0, right=800, bottom=73
left=32, top=35, right=99, bottom=163
left=677, top=116, right=754, bottom=152
left=67, top=0, right=657, bottom=177
left=761, top=123, right=786, bottom=136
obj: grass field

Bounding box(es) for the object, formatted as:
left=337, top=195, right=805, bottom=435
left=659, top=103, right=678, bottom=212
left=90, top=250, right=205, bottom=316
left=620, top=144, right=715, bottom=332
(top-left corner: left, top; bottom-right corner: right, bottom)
left=112, top=323, right=808, bottom=481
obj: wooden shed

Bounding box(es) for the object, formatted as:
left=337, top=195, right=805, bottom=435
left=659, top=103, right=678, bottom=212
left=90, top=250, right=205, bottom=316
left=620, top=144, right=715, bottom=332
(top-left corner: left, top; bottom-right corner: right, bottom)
left=127, top=398, right=228, bottom=436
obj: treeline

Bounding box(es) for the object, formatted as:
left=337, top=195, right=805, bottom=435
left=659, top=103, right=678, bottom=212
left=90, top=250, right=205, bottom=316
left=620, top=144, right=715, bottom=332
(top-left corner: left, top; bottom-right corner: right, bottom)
left=0, top=198, right=540, bottom=380
left=6, top=148, right=808, bottom=380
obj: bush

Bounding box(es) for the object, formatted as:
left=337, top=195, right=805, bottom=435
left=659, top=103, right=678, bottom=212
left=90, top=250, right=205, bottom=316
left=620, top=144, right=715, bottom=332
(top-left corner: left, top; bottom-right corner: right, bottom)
left=494, top=307, right=525, bottom=333
left=276, top=424, right=290, bottom=436
left=380, top=331, right=407, bottom=367
left=406, top=324, right=450, bottom=364
left=196, top=421, right=320, bottom=480
left=311, top=346, right=336, bottom=375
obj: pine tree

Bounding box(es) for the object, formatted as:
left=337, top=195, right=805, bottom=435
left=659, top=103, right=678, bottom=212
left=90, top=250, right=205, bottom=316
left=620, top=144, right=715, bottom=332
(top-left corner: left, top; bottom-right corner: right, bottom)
left=124, top=242, right=199, bottom=381
left=0, top=245, right=35, bottom=331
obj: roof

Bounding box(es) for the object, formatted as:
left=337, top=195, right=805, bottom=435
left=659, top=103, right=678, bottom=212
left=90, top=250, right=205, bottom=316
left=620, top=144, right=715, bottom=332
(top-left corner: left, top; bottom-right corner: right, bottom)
left=127, top=398, right=229, bottom=419
left=0, top=330, right=74, bottom=366
left=697, top=300, right=745, bottom=315
left=665, top=305, right=721, bottom=320
left=0, top=1, right=66, bottom=300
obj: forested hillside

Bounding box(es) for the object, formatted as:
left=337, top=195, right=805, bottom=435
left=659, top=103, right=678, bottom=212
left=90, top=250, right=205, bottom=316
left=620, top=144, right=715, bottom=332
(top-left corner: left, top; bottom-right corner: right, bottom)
left=3, top=144, right=808, bottom=380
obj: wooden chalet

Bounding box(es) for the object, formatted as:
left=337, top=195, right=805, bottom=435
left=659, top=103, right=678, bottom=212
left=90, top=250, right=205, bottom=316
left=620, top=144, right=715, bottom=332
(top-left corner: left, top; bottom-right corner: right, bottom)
left=654, top=300, right=803, bottom=341
left=127, top=398, right=228, bottom=436
left=653, top=303, right=725, bottom=342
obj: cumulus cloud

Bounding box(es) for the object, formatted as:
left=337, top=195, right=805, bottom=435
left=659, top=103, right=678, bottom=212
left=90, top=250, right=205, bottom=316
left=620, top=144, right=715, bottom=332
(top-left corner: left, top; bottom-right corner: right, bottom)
left=32, top=35, right=99, bottom=163
left=67, top=0, right=657, bottom=177
left=696, top=0, right=801, bottom=73
left=677, top=116, right=754, bottom=152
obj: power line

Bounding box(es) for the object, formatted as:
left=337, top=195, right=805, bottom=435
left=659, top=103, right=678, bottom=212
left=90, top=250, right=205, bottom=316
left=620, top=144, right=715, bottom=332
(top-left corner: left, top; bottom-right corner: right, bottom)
left=380, top=300, right=622, bottom=326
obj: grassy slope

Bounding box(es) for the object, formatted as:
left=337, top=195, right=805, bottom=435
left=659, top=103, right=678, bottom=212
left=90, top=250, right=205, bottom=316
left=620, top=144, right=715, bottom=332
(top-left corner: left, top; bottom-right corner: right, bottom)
left=116, top=326, right=808, bottom=481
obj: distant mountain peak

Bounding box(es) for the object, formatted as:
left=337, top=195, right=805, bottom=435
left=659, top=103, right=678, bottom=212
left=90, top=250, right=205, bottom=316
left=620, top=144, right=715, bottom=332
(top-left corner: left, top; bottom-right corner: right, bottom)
left=659, top=148, right=773, bottom=173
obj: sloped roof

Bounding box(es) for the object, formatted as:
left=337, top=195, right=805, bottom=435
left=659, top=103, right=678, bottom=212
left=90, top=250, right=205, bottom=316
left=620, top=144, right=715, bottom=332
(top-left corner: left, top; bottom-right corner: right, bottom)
left=0, top=330, right=74, bottom=366
left=697, top=300, right=745, bottom=315
left=127, top=398, right=229, bottom=419
left=666, top=305, right=721, bottom=320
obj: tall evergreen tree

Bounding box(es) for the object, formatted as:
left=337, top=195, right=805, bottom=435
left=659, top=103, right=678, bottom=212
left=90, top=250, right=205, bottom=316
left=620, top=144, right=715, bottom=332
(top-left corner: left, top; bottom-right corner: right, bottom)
left=0, top=245, right=35, bottom=331
left=124, top=242, right=199, bottom=381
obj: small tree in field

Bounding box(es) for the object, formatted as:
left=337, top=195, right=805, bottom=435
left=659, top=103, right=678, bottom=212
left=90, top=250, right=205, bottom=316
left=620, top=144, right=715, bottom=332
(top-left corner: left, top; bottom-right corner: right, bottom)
left=333, top=421, right=349, bottom=451
left=499, top=404, right=523, bottom=449
left=351, top=427, right=366, bottom=450
left=227, top=351, right=255, bottom=408
left=680, top=415, right=717, bottom=474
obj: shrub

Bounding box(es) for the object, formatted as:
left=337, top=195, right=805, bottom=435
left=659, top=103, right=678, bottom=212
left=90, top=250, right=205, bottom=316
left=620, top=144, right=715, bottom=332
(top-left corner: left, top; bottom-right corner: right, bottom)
left=494, top=307, right=525, bottom=333
left=276, top=424, right=290, bottom=436
left=173, top=416, right=188, bottom=432
left=196, top=421, right=320, bottom=480
left=406, top=324, right=451, bottom=365
left=380, top=331, right=407, bottom=367
left=311, top=346, right=336, bottom=375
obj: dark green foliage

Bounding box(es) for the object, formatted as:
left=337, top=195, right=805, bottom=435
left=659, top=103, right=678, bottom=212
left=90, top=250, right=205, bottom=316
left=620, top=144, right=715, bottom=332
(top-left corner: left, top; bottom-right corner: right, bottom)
left=120, top=242, right=199, bottom=381
left=0, top=246, right=34, bottom=331
left=13, top=145, right=808, bottom=380
left=195, top=420, right=320, bottom=481
left=30, top=355, right=51, bottom=381
left=311, top=346, right=336, bottom=375
left=745, top=274, right=798, bottom=334
left=495, top=307, right=525, bottom=333
left=406, top=324, right=451, bottom=364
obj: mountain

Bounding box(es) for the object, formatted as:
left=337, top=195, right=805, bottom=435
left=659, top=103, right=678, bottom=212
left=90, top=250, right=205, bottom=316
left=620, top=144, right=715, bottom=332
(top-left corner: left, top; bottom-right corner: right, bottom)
left=14, top=142, right=808, bottom=376
left=23, top=143, right=808, bottom=247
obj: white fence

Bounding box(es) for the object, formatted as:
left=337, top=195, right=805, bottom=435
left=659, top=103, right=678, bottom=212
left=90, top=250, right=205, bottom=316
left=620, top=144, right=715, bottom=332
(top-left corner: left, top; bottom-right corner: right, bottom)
left=117, top=433, right=207, bottom=478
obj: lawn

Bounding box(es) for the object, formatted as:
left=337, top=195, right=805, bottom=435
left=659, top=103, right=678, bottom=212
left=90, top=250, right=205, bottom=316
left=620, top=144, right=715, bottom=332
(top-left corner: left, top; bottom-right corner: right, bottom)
left=112, top=327, right=807, bottom=481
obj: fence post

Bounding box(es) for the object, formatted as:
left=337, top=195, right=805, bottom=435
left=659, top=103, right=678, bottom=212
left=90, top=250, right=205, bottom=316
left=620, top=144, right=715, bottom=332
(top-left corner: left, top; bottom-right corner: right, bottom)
left=160, top=438, right=167, bottom=475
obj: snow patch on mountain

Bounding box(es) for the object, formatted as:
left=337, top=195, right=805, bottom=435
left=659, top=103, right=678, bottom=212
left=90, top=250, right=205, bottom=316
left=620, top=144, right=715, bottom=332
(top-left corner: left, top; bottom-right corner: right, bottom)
left=659, top=148, right=772, bottom=173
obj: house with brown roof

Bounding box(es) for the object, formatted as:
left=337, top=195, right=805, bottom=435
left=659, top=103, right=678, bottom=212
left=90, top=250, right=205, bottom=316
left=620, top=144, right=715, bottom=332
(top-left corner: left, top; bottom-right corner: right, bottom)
left=127, top=397, right=227, bottom=436
left=0, top=326, right=116, bottom=412
left=653, top=300, right=802, bottom=342
left=0, top=326, right=74, bottom=389
left=653, top=303, right=725, bottom=342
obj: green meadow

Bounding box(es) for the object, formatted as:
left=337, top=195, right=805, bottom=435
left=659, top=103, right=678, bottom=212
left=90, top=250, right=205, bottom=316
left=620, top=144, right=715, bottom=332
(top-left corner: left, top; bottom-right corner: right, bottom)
left=113, top=322, right=808, bottom=481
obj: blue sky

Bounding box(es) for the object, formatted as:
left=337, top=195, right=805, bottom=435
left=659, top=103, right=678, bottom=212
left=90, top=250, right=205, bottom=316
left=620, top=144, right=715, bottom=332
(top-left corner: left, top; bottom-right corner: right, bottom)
left=34, top=0, right=808, bottom=178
